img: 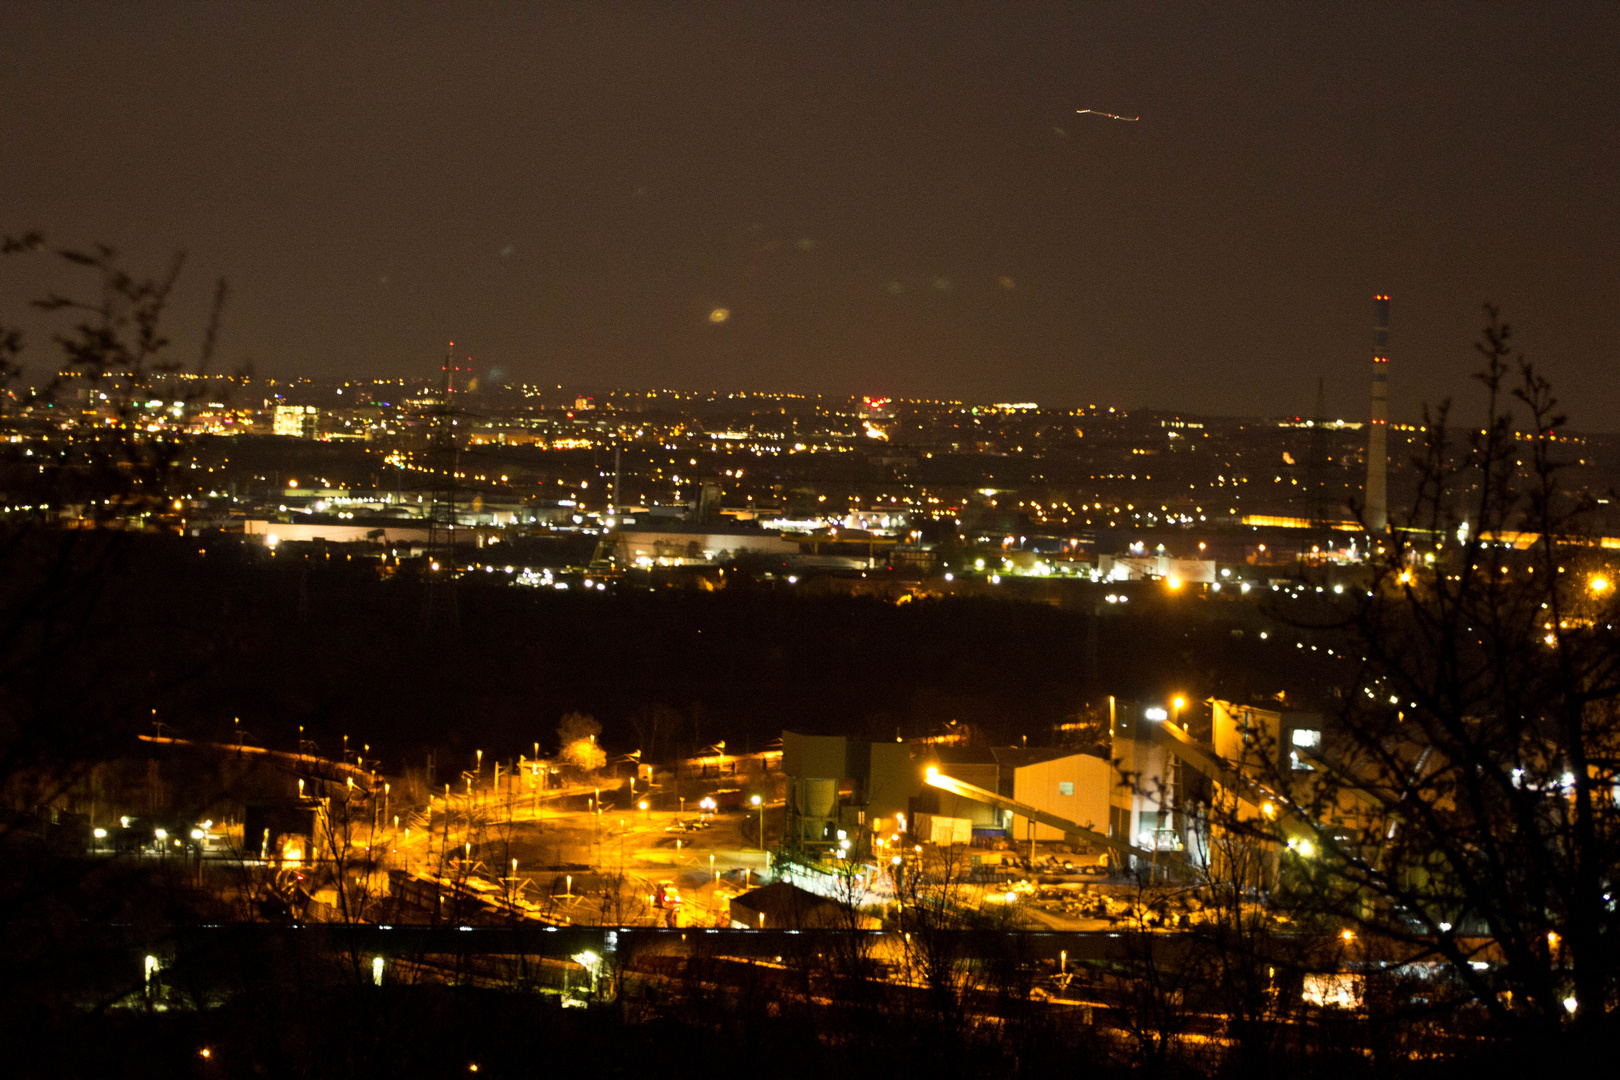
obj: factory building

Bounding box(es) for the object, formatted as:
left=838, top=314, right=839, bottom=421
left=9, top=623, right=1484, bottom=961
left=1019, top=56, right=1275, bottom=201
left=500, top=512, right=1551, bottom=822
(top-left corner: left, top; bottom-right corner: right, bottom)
left=781, top=732, right=919, bottom=858
left=784, top=696, right=1341, bottom=878
left=729, top=881, right=878, bottom=930
left=610, top=522, right=801, bottom=566
left=781, top=731, right=1121, bottom=857
left=1107, top=701, right=1192, bottom=854
left=1097, top=555, right=1217, bottom=584
left=1212, top=700, right=1324, bottom=784
left=913, top=746, right=1114, bottom=844
left=272, top=403, right=320, bottom=439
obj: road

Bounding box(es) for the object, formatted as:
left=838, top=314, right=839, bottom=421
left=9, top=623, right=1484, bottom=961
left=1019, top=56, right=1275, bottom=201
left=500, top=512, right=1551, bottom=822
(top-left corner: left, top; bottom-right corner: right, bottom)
left=371, top=785, right=773, bottom=927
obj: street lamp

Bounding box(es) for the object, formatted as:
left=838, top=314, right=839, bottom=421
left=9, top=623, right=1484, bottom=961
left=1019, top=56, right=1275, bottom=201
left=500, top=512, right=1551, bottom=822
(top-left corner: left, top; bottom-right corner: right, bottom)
left=572, top=950, right=601, bottom=998
left=751, top=794, right=764, bottom=850
left=441, top=783, right=450, bottom=858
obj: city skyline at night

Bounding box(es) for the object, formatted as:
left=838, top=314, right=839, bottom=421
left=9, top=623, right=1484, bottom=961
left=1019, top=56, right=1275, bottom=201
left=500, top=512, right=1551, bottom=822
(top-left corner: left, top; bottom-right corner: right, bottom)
left=3, top=4, right=1617, bottom=426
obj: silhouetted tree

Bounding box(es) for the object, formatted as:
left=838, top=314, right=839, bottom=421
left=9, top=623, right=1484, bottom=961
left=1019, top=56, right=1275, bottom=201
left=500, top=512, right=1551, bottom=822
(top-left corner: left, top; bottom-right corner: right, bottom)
left=1263, top=307, right=1620, bottom=1055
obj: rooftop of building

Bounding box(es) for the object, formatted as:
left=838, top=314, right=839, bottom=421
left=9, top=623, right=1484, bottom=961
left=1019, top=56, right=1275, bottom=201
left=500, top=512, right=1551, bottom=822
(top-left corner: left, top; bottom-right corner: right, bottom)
left=926, top=745, right=1099, bottom=769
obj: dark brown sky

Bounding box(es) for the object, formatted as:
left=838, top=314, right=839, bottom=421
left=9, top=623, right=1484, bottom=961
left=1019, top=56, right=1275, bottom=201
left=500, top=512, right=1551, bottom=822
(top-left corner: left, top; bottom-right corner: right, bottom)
left=2, top=3, right=1617, bottom=426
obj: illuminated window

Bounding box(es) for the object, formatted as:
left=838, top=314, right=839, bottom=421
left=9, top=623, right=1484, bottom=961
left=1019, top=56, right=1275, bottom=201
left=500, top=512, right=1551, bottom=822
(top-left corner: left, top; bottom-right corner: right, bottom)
left=1058, top=781, right=1075, bottom=797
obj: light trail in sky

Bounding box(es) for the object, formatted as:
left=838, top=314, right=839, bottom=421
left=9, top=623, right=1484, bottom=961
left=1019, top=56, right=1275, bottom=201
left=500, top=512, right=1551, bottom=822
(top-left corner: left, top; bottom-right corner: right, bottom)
left=1076, top=109, right=1139, bottom=122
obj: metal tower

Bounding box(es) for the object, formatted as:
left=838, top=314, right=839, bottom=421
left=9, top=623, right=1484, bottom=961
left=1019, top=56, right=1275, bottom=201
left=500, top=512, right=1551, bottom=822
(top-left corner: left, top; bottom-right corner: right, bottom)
left=1366, top=296, right=1390, bottom=532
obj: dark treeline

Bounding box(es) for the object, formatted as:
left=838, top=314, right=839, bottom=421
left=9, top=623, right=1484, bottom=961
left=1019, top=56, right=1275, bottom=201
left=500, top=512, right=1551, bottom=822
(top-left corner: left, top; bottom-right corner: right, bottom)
left=82, top=534, right=1320, bottom=768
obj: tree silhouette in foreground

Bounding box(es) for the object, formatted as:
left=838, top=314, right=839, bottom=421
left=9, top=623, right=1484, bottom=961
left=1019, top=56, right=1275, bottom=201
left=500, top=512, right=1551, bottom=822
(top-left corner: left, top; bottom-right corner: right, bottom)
left=1254, top=307, right=1620, bottom=1054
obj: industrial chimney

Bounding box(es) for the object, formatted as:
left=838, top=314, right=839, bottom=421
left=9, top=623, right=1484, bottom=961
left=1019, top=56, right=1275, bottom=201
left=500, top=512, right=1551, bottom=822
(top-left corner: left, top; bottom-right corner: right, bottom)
left=1366, top=295, right=1390, bottom=532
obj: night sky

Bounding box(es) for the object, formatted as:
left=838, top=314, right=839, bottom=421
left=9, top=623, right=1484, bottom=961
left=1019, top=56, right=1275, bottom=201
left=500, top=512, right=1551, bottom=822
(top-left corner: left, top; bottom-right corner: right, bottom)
left=2, top=3, right=1616, bottom=426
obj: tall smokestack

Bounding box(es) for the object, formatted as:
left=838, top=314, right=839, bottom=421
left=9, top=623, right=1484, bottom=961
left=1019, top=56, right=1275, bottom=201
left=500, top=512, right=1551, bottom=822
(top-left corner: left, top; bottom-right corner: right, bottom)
left=1366, top=295, right=1390, bottom=532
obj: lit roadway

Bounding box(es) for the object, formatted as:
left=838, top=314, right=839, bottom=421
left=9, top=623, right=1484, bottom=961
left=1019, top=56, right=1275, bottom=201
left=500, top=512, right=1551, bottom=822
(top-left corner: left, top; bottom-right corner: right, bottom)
left=354, top=776, right=1182, bottom=934
left=379, top=784, right=772, bottom=927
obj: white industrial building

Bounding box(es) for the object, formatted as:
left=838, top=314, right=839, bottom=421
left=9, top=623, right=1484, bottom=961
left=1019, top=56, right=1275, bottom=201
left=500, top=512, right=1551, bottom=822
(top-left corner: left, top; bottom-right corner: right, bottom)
left=1097, top=554, right=1217, bottom=584
left=612, top=524, right=800, bottom=566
